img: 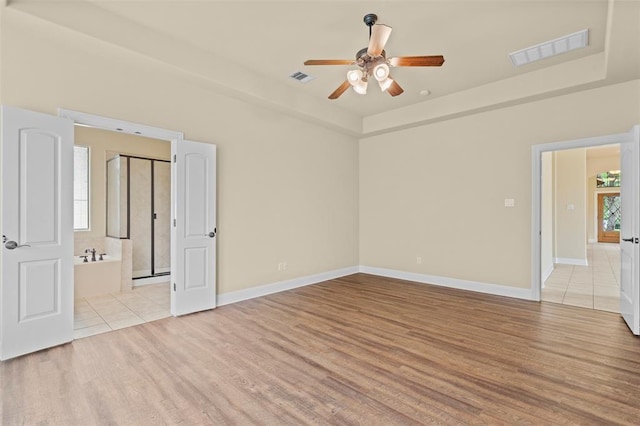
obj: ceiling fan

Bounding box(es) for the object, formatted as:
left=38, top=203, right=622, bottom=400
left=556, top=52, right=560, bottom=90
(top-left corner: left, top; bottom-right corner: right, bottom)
left=304, top=13, right=445, bottom=100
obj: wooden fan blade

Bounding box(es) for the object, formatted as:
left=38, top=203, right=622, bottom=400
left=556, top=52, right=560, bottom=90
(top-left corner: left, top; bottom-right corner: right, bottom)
left=387, top=80, right=404, bottom=97
left=367, top=24, right=392, bottom=57
left=328, top=80, right=351, bottom=100
left=389, top=55, right=445, bottom=67
left=304, top=59, right=355, bottom=66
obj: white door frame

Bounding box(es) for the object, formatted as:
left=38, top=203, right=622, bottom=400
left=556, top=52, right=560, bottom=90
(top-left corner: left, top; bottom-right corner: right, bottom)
left=58, top=108, right=184, bottom=311
left=531, top=132, right=629, bottom=301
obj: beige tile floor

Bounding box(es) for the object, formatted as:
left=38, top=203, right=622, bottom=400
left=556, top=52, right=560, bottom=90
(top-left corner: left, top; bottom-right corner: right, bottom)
left=542, top=243, right=620, bottom=312
left=74, top=282, right=171, bottom=339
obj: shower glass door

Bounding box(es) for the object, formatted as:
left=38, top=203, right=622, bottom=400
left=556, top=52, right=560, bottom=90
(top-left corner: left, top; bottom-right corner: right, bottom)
left=130, top=158, right=153, bottom=278
left=153, top=161, right=171, bottom=276
left=106, top=155, right=171, bottom=280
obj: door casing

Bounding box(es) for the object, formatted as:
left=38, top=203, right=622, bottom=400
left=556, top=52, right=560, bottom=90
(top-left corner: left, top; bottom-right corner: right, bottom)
left=59, top=109, right=217, bottom=317
left=531, top=131, right=631, bottom=301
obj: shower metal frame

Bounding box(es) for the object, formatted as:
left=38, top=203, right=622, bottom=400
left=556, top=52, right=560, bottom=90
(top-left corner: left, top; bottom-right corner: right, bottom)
left=106, top=154, right=171, bottom=279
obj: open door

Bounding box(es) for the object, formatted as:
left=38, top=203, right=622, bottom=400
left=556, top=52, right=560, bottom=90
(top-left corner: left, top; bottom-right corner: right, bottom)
left=620, top=125, right=639, bottom=335
left=171, top=139, right=217, bottom=316
left=1, top=106, right=74, bottom=360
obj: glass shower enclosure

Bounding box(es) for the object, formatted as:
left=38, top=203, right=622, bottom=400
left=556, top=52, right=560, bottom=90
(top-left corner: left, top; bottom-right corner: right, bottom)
left=107, top=154, right=171, bottom=280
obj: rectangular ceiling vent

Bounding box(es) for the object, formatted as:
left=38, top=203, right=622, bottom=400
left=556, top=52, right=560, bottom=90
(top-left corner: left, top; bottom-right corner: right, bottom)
left=289, top=71, right=315, bottom=83
left=509, top=29, right=589, bottom=67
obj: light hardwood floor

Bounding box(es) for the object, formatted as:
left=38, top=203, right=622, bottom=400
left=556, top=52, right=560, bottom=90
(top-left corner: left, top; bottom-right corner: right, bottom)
left=2, top=273, right=640, bottom=424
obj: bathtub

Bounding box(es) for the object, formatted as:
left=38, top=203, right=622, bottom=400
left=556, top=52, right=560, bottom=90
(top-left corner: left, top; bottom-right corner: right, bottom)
left=74, top=255, right=122, bottom=298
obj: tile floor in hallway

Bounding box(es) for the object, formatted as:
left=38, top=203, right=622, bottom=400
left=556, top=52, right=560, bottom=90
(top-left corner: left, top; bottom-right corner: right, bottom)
left=74, top=282, right=171, bottom=339
left=542, top=243, right=620, bottom=312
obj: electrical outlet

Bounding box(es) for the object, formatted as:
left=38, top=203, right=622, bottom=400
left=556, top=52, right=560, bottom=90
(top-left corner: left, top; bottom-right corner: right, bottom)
left=282, top=262, right=288, bottom=271
left=277, top=262, right=283, bottom=271
left=417, top=256, right=422, bottom=264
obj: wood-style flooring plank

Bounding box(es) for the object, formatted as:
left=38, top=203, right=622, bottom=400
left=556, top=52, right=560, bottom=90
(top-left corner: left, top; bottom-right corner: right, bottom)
left=2, top=273, right=640, bottom=424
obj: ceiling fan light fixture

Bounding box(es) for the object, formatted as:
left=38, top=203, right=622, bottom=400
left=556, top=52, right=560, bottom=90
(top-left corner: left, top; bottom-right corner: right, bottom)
left=353, top=80, right=368, bottom=95
left=303, top=14, right=445, bottom=100
left=347, top=69, right=364, bottom=85
left=378, top=77, right=394, bottom=91
left=373, top=63, right=390, bottom=81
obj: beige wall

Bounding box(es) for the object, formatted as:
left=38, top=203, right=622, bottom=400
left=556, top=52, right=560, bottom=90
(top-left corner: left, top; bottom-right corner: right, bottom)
left=75, top=126, right=170, bottom=241
left=1, top=7, right=638, bottom=297
left=360, top=80, right=640, bottom=289
left=0, top=9, right=359, bottom=294
left=554, top=149, right=587, bottom=263
left=586, top=155, right=620, bottom=242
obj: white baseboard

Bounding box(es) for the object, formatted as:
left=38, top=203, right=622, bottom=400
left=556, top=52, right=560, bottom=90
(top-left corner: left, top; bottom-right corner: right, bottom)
left=133, top=275, right=170, bottom=286
left=541, top=263, right=554, bottom=285
left=217, top=266, right=359, bottom=306
left=359, top=266, right=533, bottom=300
left=216, top=264, right=535, bottom=308
left=554, top=257, right=588, bottom=266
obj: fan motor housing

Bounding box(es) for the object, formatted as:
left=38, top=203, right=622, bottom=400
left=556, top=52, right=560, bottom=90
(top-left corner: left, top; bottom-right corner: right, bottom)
left=363, top=13, right=378, bottom=27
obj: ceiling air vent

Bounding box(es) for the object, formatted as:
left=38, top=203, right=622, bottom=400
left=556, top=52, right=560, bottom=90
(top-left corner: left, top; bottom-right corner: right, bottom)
left=289, top=71, right=315, bottom=83
left=509, top=29, right=589, bottom=67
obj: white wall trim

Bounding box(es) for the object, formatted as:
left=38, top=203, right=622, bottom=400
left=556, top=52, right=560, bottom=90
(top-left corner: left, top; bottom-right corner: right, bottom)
left=588, top=238, right=597, bottom=244
left=217, top=266, right=359, bottom=306
left=58, top=108, right=187, bottom=318
left=360, top=266, right=533, bottom=301
left=542, top=263, right=554, bottom=283
left=554, top=257, right=588, bottom=266
left=58, top=108, right=184, bottom=141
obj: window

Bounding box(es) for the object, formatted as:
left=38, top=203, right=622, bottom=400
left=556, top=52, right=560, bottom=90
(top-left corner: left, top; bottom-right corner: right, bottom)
left=74, top=146, right=90, bottom=230
left=596, top=170, right=621, bottom=188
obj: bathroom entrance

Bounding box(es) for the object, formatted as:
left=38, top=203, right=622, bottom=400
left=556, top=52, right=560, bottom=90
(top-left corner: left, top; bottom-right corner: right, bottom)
left=107, top=154, right=172, bottom=283
left=1, top=106, right=217, bottom=359
left=73, top=127, right=174, bottom=338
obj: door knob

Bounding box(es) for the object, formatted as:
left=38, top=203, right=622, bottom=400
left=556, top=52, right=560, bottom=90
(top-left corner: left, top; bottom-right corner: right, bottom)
left=622, top=237, right=639, bottom=243
left=206, top=231, right=216, bottom=238
left=4, top=240, right=31, bottom=250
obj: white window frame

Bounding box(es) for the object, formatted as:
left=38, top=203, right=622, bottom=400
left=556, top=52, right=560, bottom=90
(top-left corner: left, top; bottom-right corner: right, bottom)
left=73, top=144, right=90, bottom=231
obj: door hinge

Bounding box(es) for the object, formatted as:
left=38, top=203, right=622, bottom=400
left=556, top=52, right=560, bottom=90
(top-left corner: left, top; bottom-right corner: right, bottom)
left=173, top=154, right=176, bottom=163
left=173, top=283, right=176, bottom=291
left=173, top=218, right=176, bottom=227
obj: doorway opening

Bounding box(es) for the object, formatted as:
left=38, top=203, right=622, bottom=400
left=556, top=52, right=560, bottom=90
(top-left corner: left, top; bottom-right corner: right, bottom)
left=538, top=144, right=621, bottom=312
left=537, top=144, right=621, bottom=313
left=0, top=105, right=217, bottom=359
left=72, top=124, right=174, bottom=338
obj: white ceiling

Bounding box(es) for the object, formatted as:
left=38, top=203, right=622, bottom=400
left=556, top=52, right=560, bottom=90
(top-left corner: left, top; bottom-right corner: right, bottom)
left=7, top=0, right=640, bottom=135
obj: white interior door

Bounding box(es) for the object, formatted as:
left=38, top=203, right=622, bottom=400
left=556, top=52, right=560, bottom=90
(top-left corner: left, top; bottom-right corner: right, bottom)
left=171, top=139, right=216, bottom=316
left=1, top=105, right=74, bottom=360
left=620, top=125, right=639, bottom=335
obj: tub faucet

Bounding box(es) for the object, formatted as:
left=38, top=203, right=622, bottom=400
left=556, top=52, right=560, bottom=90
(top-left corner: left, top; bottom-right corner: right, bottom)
left=85, top=248, right=97, bottom=262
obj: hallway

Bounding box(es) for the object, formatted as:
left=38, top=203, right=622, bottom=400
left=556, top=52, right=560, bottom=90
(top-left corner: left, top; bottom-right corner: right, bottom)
left=542, top=244, right=620, bottom=312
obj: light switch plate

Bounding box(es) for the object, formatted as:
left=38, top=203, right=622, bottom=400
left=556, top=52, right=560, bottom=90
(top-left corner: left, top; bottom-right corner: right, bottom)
left=504, top=198, right=515, bottom=207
